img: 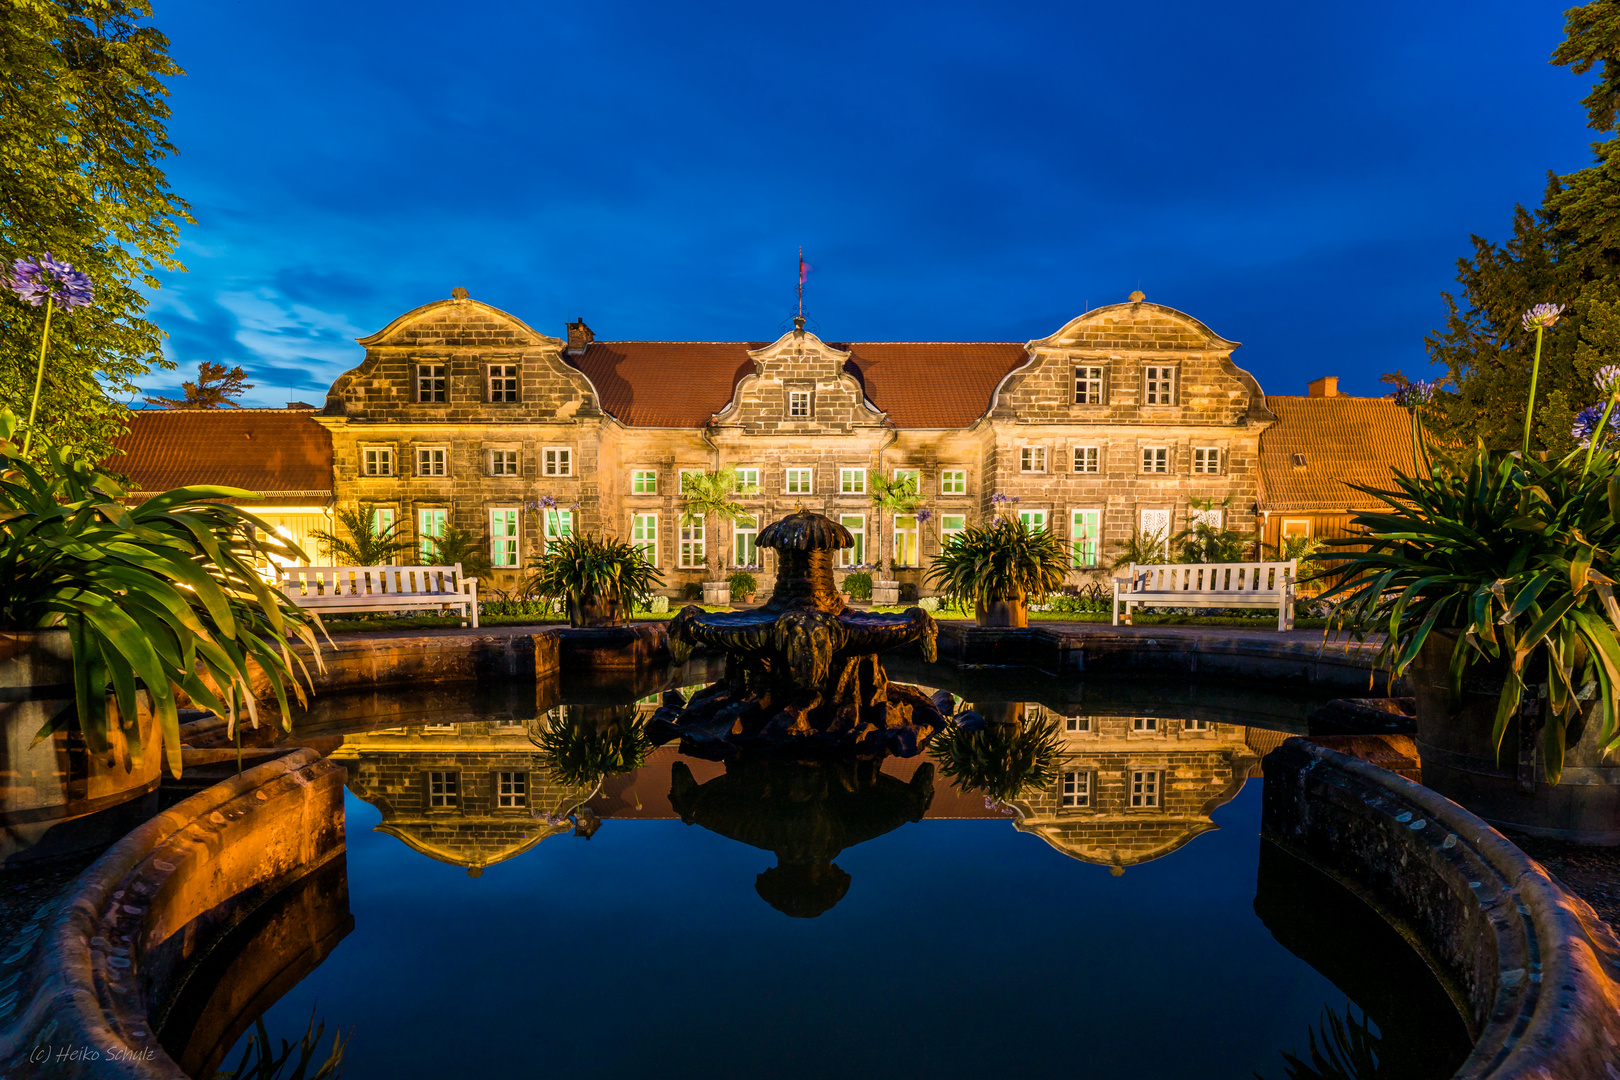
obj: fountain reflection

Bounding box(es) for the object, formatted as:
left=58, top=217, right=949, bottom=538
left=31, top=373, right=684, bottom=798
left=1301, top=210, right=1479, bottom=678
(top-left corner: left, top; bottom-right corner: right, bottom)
left=669, top=756, right=935, bottom=917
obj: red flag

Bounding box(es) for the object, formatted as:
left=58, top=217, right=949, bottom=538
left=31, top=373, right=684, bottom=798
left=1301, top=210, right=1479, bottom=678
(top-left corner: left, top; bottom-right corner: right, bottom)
left=799, top=257, right=811, bottom=285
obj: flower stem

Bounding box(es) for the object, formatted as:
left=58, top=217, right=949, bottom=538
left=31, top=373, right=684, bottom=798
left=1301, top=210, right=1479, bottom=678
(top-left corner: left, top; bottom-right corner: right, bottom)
left=1583, top=394, right=1619, bottom=476
left=21, top=296, right=55, bottom=455
left=1522, top=324, right=1545, bottom=456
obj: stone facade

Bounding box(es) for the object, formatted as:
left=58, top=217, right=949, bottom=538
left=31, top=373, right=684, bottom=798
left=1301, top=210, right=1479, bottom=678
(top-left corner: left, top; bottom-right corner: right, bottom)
left=314, top=290, right=1276, bottom=596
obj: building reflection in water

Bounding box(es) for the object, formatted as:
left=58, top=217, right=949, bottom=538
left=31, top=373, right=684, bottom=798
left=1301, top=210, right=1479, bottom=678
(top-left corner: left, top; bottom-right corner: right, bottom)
left=328, top=691, right=1292, bottom=881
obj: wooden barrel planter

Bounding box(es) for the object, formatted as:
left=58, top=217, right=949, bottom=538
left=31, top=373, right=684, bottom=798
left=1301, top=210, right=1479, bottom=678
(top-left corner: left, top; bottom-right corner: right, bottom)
left=0, top=630, right=163, bottom=865
left=568, top=592, right=624, bottom=628
left=975, top=599, right=1028, bottom=628
left=1412, top=631, right=1620, bottom=844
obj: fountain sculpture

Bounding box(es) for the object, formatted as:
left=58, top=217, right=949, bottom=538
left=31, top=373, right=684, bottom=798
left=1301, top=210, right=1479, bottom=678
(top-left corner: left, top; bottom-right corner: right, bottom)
left=651, top=510, right=944, bottom=757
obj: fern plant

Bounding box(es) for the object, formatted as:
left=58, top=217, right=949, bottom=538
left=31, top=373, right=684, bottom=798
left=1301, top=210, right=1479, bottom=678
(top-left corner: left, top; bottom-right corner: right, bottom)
left=307, top=503, right=412, bottom=565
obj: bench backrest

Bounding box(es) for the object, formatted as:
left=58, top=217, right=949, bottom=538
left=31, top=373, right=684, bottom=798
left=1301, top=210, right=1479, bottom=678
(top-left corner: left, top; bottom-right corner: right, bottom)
left=1124, top=560, right=1296, bottom=595
left=278, top=564, right=467, bottom=598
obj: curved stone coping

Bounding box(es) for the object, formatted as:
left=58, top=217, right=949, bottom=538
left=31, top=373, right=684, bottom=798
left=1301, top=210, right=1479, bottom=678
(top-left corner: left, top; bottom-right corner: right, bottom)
left=1262, top=737, right=1620, bottom=1078
left=0, top=748, right=346, bottom=1078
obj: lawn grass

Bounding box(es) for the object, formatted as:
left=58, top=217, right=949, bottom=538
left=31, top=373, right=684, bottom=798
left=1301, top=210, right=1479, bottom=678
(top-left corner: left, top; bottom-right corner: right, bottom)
left=316, top=606, right=726, bottom=634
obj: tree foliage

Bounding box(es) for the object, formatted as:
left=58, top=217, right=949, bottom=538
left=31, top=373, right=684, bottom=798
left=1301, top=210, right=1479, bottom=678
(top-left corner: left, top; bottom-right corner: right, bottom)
left=1420, top=1, right=1620, bottom=454
left=0, top=0, right=191, bottom=458
left=144, top=361, right=252, bottom=409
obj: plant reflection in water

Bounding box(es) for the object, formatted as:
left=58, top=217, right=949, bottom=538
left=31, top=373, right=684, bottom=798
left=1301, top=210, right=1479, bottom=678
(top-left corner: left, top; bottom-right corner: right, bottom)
left=1266, top=1003, right=1385, bottom=1080
left=930, top=700, right=1067, bottom=809
left=214, top=1009, right=347, bottom=1080
left=531, top=703, right=654, bottom=838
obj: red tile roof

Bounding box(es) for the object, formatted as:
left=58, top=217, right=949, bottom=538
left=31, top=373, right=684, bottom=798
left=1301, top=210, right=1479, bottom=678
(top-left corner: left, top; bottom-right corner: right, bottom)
left=1258, top=396, right=1419, bottom=511
left=107, top=409, right=333, bottom=498
left=567, top=341, right=1028, bottom=428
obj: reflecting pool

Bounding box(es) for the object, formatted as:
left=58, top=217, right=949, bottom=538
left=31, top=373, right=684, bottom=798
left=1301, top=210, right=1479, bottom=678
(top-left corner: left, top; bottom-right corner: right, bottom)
left=166, top=664, right=1472, bottom=1080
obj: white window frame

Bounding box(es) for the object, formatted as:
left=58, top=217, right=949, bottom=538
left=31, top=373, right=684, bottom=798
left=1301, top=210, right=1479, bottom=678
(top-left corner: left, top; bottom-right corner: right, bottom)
left=940, top=514, right=967, bottom=548
left=1064, top=715, right=1091, bottom=733
left=839, top=514, right=865, bottom=567
left=1020, top=446, right=1047, bottom=473
left=1075, top=365, right=1106, bottom=405
left=490, top=507, right=520, bottom=568
left=1139, top=508, right=1172, bottom=557
left=678, top=467, right=706, bottom=496
left=1140, top=446, right=1169, bottom=474
left=891, top=468, right=921, bottom=495
left=427, top=769, right=458, bottom=808
left=1144, top=365, right=1178, bottom=406
left=543, top=508, right=574, bottom=542
left=418, top=508, right=447, bottom=562
left=1073, top=446, right=1100, bottom=474
left=893, top=514, right=920, bottom=568
left=631, top=469, right=658, bottom=495
left=734, top=513, right=758, bottom=566
left=1061, top=770, right=1091, bottom=808
left=1070, top=508, right=1101, bottom=568
left=788, top=389, right=811, bottom=418
left=786, top=467, right=814, bottom=496
left=1193, top=447, right=1222, bottom=474
left=416, top=363, right=446, bottom=403
left=542, top=447, right=573, bottom=477
left=1183, top=719, right=1211, bottom=733
left=734, top=467, right=761, bottom=494
left=1130, top=769, right=1161, bottom=808
left=416, top=446, right=448, bottom=477
left=940, top=469, right=967, bottom=496
left=1281, top=518, right=1313, bottom=539
left=1133, top=717, right=1159, bottom=732
left=496, top=771, right=527, bottom=808
left=488, top=449, right=519, bottom=477
left=679, top=513, right=705, bottom=568
left=1190, top=505, right=1223, bottom=530
left=632, top=512, right=658, bottom=565
left=1018, top=509, right=1048, bottom=533
left=488, top=364, right=519, bottom=403
left=840, top=467, right=867, bottom=495
left=362, top=445, right=395, bottom=477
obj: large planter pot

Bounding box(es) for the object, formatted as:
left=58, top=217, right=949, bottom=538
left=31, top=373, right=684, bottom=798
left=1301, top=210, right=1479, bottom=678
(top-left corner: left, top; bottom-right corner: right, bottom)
left=975, top=599, right=1028, bottom=628
left=568, top=591, right=624, bottom=628
left=871, top=579, right=900, bottom=606
left=1413, top=630, right=1620, bottom=843
left=0, top=630, right=162, bottom=865
left=701, top=581, right=731, bottom=606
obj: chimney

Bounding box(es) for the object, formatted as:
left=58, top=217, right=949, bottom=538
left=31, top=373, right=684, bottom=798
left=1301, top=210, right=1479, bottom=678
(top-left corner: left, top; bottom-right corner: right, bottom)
left=1307, top=376, right=1339, bottom=398
left=286, top=400, right=315, bottom=409
left=566, top=319, right=594, bottom=357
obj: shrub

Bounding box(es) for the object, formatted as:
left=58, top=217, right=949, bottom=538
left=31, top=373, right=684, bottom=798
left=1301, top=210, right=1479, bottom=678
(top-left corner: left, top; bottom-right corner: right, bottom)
left=727, top=570, right=758, bottom=596
left=927, top=516, right=1070, bottom=609
left=843, top=571, right=874, bottom=600
left=918, top=595, right=941, bottom=613
left=636, top=595, right=671, bottom=614
left=524, top=533, right=663, bottom=612
left=682, top=581, right=703, bottom=601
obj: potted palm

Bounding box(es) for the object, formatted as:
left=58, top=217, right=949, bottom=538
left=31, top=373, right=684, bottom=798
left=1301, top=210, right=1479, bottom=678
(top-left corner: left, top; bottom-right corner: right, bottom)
left=307, top=502, right=412, bottom=565
left=1320, top=309, right=1620, bottom=840
left=680, top=468, right=745, bottom=605
left=870, top=473, right=921, bottom=605
left=0, top=408, right=324, bottom=860
left=926, top=512, right=1069, bottom=627
left=525, top=532, right=663, bottom=627
left=931, top=703, right=1066, bottom=808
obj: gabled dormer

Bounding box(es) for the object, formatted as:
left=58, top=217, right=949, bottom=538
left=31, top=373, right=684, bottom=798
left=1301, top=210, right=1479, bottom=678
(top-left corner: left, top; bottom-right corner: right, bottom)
left=710, top=323, right=888, bottom=435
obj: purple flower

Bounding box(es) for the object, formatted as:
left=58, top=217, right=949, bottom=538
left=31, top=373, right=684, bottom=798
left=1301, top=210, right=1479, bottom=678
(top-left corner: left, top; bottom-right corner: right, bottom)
left=1572, top=404, right=1620, bottom=448
left=1522, top=303, right=1565, bottom=332
left=568, top=502, right=581, bottom=511
left=1391, top=379, right=1437, bottom=409
left=990, top=492, right=1020, bottom=506
left=915, top=508, right=934, bottom=523
left=6, top=253, right=93, bottom=310
left=537, top=495, right=557, bottom=509
left=1596, top=366, right=1620, bottom=398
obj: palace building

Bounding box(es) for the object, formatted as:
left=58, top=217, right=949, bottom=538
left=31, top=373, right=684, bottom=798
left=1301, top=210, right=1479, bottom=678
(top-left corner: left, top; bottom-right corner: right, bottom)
left=305, top=287, right=1275, bottom=595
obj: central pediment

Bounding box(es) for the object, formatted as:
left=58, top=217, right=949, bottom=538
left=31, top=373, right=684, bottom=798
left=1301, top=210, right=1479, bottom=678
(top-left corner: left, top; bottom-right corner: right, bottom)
left=712, top=328, right=887, bottom=431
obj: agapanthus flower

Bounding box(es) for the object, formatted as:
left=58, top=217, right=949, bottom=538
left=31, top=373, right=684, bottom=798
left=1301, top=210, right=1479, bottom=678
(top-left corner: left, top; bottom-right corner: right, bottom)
left=990, top=492, right=1020, bottom=506
left=1391, top=379, right=1437, bottom=408
left=1522, top=303, right=1565, bottom=332
left=915, top=508, right=934, bottom=523
left=1596, top=365, right=1620, bottom=398
left=537, top=495, right=557, bottom=509
left=1572, top=404, right=1620, bottom=447
left=6, top=253, right=93, bottom=309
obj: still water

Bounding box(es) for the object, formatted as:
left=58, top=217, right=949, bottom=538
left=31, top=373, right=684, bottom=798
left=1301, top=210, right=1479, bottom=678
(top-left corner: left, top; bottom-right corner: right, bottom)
left=169, top=668, right=1473, bottom=1080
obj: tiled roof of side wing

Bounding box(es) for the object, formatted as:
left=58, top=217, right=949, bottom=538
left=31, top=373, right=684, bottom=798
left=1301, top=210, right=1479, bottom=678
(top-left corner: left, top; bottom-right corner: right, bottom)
left=567, top=341, right=1029, bottom=428
left=1258, top=396, right=1419, bottom=511
left=106, top=409, right=334, bottom=494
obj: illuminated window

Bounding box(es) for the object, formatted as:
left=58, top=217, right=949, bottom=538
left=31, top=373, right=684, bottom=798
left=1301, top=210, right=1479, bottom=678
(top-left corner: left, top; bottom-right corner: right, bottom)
left=417, top=364, right=446, bottom=403
left=786, top=468, right=813, bottom=495
left=1141, top=447, right=1168, bottom=474
left=891, top=469, right=921, bottom=495
left=633, top=513, right=658, bottom=565
left=679, top=515, right=704, bottom=568
left=418, top=508, right=446, bottom=562
left=893, top=514, right=919, bottom=567
left=488, top=364, right=519, bottom=402
left=417, top=447, right=448, bottom=477
left=940, top=514, right=966, bottom=547
left=840, top=515, right=865, bottom=567
left=735, top=467, right=760, bottom=494
left=1061, top=771, right=1090, bottom=808
left=490, top=508, right=519, bottom=567
left=497, top=771, right=527, bottom=808
left=1130, top=769, right=1161, bottom=808
left=542, top=447, right=572, bottom=477
left=841, top=468, right=866, bottom=494
left=1018, top=509, right=1048, bottom=533
left=1070, top=508, right=1101, bottom=567
left=734, top=514, right=758, bottom=566
left=1075, top=366, right=1105, bottom=405
left=1281, top=518, right=1312, bottom=539
left=632, top=470, right=657, bottom=494
left=543, top=509, right=573, bottom=542
left=362, top=446, right=394, bottom=476
left=941, top=469, right=967, bottom=495
left=427, top=770, right=459, bottom=808
left=1144, top=366, right=1177, bottom=405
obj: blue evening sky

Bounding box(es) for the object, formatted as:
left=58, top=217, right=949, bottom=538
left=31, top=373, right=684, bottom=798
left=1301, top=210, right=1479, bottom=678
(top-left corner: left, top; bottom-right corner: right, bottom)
left=139, top=0, right=1597, bottom=407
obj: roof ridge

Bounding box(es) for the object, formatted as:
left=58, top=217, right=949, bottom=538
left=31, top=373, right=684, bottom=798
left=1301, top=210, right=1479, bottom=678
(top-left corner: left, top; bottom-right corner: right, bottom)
left=128, top=407, right=318, bottom=414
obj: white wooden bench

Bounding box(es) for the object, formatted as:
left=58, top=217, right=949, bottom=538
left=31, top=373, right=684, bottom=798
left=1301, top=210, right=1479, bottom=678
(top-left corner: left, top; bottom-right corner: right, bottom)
left=1113, top=560, right=1297, bottom=631
left=278, top=565, right=479, bottom=627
